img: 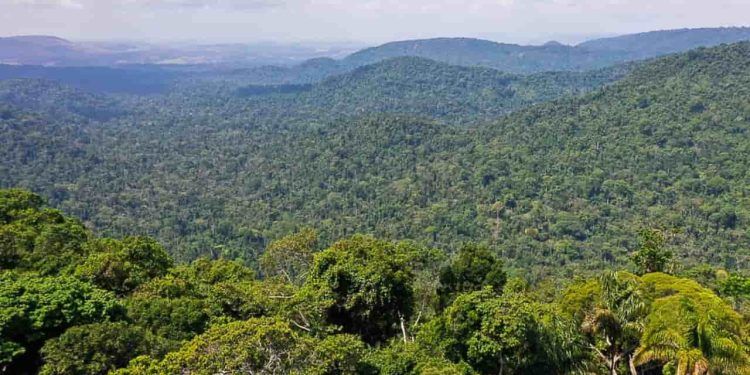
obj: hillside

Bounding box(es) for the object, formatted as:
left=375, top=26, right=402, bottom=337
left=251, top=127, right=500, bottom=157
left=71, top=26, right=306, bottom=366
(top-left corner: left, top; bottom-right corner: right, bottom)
left=0, top=35, right=78, bottom=65
left=0, top=79, right=128, bottom=120
left=0, top=64, right=176, bottom=94
left=1, top=42, right=749, bottom=278
left=340, top=27, right=750, bottom=73
left=578, top=26, right=750, bottom=57
left=342, top=37, right=610, bottom=73
left=237, top=56, right=629, bottom=121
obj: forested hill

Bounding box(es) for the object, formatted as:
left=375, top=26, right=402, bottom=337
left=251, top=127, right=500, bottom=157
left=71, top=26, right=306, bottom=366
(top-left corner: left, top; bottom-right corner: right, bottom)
left=0, top=79, right=129, bottom=121
left=0, top=64, right=176, bottom=94
left=466, top=41, right=750, bottom=274
left=236, top=56, right=629, bottom=121
left=341, top=27, right=750, bottom=73
left=0, top=27, right=747, bottom=90
left=578, top=26, right=750, bottom=57
left=343, top=37, right=619, bottom=73
left=210, top=27, right=750, bottom=85
left=1, top=42, right=749, bottom=278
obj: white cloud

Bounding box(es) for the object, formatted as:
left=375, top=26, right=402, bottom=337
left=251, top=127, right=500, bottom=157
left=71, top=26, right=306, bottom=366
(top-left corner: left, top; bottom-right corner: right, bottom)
left=0, top=0, right=748, bottom=43
left=122, top=0, right=285, bottom=10
left=9, top=0, right=83, bottom=8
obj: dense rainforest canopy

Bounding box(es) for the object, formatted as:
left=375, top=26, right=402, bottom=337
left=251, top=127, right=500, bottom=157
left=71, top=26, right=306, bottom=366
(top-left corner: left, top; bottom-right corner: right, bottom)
left=2, top=188, right=750, bottom=374
left=1, top=42, right=749, bottom=281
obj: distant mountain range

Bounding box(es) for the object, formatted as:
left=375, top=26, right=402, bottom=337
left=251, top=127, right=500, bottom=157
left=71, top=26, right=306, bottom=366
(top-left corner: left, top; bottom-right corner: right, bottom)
left=344, top=27, right=750, bottom=73
left=216, top=27, right=750, bottom=84
left=0, top=35, right=360, bottom=67
left=1, top=27, right=749, bottom=93
left=3, top=28, right=749, bottom=72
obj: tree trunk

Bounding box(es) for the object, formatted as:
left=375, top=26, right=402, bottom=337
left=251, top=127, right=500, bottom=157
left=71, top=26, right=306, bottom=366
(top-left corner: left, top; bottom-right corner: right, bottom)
left=399, top=312, right=408, bottom=343
left=628, top=354, right=638, bottom=375
left=610, top=356, right=620, bottom=375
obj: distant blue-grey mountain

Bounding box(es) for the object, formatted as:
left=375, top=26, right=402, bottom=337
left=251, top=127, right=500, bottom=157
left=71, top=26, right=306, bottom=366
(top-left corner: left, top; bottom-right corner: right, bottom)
left=341, top=27, right=750, bottom=73
left=224, top=27, right=750, bottom=84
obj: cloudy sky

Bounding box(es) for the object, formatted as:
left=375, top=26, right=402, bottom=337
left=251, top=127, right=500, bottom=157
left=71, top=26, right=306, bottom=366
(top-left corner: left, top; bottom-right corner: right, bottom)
left=2, top=0, right=749, bottom=44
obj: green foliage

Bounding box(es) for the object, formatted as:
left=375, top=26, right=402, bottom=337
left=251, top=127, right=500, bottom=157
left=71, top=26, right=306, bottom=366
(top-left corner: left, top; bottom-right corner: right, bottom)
left=565, top=271, right=648, bottom=374
left=39, top=322, right=169, bottom=375
left=0, top=188, right=44, bottom=222
left=424, top=287, right=577, bottom=374
left=244, top=57, right=626, bottom=122
left=3, top=33, right=750, bottom=375
left=345, top=29, right=750, bottom=73
left=637, top=273, right=750, bottom=374
left=4, top=43, right=750, bottom=279
left=124, top=257, right=270, bottom=341
left=0, top=189, right=89, bottom=274
left=1, top=188, right=750, bottom=374
left=632, top=229, right=673, bottom=274
left=75, top=236, right=173, bottom=295
left=260, top=228, right=317, bottom=285
left=116, top=317, right=367, bottom=375
left=0, top=272, right=121, bottom=371
left=438, top=243, right=507, bottom=308
left=361, top=340, right=473, bottom=375
left=302, top=235, right=416, bottom=344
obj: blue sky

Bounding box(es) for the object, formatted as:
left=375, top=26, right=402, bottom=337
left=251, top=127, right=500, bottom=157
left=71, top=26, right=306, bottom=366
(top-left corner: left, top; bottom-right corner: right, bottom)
left=2, top=0, right=749, bottom=44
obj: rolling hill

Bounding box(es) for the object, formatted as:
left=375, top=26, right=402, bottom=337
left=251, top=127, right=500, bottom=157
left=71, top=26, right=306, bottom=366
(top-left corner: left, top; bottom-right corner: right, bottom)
left=342, top=27, right=750, bottom=73
left=2, top=41, right=749, bottom=278
left=237, top=56, right=630, bottom=121
left=0, top=64, right=176, bottom=94
left=577, top=26, right=750, bottom=57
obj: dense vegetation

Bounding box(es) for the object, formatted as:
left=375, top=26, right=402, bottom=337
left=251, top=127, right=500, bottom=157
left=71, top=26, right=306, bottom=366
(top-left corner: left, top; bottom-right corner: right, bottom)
left=2, top=188, right=750, bottom=375
left=2, top=42, right=749, bottom=280
left=233, top=57, right=628, bottom=121
left=0, top=65, right=176, bottom=94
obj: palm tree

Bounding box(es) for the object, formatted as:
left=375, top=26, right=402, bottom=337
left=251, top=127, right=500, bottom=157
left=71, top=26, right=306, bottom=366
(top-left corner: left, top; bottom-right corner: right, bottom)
left=581, top=272, right=648, bottom=375
left=635, top=283, right=750, bottom=374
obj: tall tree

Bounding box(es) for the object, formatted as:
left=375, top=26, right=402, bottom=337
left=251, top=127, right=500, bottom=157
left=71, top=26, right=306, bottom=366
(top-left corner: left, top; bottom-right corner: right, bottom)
left=301, top=235, right=415, bottom=344
left=636, top=273, right=750, bottom=375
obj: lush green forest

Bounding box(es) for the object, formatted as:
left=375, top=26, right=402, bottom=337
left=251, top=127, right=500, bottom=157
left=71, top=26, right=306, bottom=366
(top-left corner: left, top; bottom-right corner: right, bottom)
left=2, top=30, right=750, bottom=374
left=233, top=57, right=629, bottom=122
left=3, top=188, right=750, bottom=375
left=2, top=42, right=749, bottom=282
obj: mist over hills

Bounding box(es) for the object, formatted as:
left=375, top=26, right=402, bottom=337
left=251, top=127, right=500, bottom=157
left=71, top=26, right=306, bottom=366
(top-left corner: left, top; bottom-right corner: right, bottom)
left=3, top=27, right=749, bottom=84
left=2, top=26, right=745, bottom=97
left=577, top=27, right=750, bottom=56
left=0, top=35, right=360, bottom=67
left=344, top=27, right=750, bottom=73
